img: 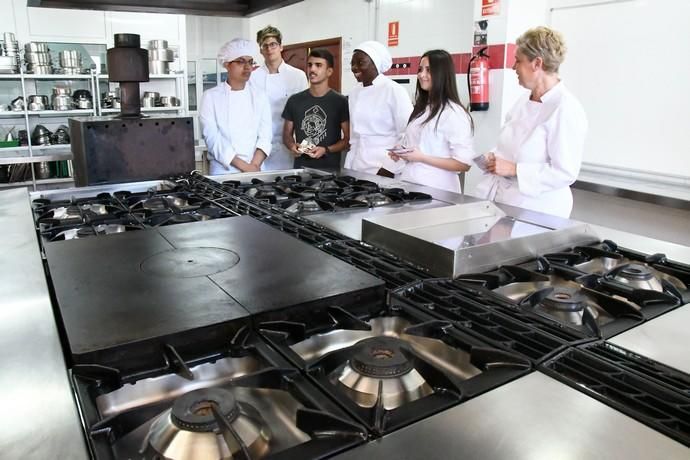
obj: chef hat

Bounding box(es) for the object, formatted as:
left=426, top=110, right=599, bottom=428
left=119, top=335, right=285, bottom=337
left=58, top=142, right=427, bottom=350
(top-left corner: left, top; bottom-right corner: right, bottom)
left=354, top=40, right=393, bottom=74
left=217, top=38, right=258, bottom=64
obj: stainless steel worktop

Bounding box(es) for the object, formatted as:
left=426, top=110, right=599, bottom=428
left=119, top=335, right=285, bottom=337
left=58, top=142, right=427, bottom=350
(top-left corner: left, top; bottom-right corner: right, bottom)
left=0, top=188, right=88, bottom=459
left=334, top=372, right=690, bottom=460
left=609, top=305, right=690, bottom=375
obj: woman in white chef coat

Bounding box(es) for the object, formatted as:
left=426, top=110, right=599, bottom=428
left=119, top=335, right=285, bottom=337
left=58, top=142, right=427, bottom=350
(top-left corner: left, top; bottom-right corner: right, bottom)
left=345, top=41, right=413, bottom=177
left=250, top=25, right=309, bottom=171
left=476, top=26, right=588, bottom=218
left=200, top=38, right=272, bottom=175
left=389, top=49, right=473, bottom=193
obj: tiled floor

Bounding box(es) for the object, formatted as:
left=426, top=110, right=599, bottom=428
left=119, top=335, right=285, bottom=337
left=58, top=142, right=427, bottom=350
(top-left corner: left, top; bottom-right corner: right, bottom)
left=571, top=188, right=690, bottom=247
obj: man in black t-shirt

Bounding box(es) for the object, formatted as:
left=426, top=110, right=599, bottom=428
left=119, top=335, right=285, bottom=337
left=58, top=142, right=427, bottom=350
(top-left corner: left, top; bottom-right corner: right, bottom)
left=282, top=49, right=350, bottom=171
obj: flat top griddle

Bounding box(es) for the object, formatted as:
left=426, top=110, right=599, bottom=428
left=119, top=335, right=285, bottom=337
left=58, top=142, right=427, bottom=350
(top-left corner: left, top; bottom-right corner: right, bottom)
left=45, top=216, right=384, bottom=371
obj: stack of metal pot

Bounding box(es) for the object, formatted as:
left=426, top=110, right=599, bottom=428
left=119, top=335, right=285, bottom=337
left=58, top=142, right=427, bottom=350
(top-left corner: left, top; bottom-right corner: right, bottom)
left=25, top=42, right=53, bottom=74
left=148, top=39, right=174, bottom=75
left=59, top=50, right=83, bottom=74
left=0, top=32, right=20, bottom=73
left=52, top=87, right=73, bottom=111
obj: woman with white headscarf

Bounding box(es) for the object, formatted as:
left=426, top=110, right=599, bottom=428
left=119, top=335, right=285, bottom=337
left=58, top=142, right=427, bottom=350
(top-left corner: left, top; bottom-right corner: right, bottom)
left=345, top=41, right=413, bottom=177
left=200, top=38, right=272, bottom=175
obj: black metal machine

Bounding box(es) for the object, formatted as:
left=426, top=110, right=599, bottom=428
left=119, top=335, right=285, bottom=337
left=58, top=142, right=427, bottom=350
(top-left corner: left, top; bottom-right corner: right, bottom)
left=69, top=33, right=194, bottom=186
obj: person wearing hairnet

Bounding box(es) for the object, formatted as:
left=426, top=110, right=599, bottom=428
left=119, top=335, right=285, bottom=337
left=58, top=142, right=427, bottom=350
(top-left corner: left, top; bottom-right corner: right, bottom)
left=345, top=41, right=413, bottom=177
left=200, top=38, right=272, bottom=174
left=250, top=25, right=309, bottom=171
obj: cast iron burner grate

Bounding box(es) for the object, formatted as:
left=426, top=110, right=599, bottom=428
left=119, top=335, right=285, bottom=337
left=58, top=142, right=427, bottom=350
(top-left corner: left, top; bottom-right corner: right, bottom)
left=455, top=259, right=649, bottom=338
left=578, top=342, right=690, bottom=399
left=258, top=304, right=531, bottom=436
left=391, top=279, right=591, bottom=362
left=72, top=329, right=367, bottom=460
left=317, top=240, right=431, bottom=289
left=541, top=240, right=690, bottom=310
left=540, top=347, right=690, bottom=447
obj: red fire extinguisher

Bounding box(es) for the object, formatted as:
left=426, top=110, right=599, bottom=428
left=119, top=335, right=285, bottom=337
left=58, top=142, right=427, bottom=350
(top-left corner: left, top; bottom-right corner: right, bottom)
left=468, top=47, right=489, bottom=111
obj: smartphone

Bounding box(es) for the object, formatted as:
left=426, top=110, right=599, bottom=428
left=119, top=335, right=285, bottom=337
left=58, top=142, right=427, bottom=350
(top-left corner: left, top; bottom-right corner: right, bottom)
left=387, top=148, right=413, bottom=155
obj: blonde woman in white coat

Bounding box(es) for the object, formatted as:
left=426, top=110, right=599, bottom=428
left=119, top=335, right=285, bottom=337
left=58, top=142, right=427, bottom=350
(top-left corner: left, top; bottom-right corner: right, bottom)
left=389, top=49, right=473, bottom=193
left=345, top=41, right=413, bottom=178
left=476, top=26, right=588, bottom=218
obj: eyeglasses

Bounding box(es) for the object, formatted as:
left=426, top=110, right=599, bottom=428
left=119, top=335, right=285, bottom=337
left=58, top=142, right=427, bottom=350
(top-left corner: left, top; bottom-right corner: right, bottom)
left=229, top=58, right=255, bottom=67
left=261, top=41, right=280, bottom=51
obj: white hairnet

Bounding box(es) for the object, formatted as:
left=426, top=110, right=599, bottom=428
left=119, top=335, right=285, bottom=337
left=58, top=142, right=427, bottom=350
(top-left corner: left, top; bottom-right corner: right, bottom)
left=217, top=38, right=258, bottom=64
left=354, top=40, right=393, bottom=74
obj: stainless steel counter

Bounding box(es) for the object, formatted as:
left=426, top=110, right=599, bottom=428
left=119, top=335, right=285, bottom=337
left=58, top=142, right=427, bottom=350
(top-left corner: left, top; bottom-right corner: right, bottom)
left=333, top=372, right=690, bottom=460
left=0, top=188, right=88, bottom=459
left=609, top=305, right=690, bottom=374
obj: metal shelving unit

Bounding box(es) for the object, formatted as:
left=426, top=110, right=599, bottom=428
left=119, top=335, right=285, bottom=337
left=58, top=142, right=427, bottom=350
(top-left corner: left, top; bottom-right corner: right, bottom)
left=0, top=70, right=97, bottom=190
left=96, top=72, right=186, bottom=116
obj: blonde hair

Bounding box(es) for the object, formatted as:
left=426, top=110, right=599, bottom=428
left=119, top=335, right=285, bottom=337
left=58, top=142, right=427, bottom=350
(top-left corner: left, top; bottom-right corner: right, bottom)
left=256, top=25, right=282, bottom=46
left=516, top=26, right=567, bottom=73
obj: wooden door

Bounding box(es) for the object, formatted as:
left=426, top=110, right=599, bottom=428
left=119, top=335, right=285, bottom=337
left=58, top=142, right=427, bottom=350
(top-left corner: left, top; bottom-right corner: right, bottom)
left=283, top=37, right=342, bottom=92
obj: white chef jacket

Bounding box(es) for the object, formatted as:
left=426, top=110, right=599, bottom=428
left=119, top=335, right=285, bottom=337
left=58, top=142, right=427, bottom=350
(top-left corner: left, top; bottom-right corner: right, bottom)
left=475, top=82, right=587, bottom=218
left=345, top=74, right=413, bottom=175
left=199, top=82, right=272, bottom=175
left=399, top=103, right=474, bottom=193
left=250, top=61, right=308, bottom=171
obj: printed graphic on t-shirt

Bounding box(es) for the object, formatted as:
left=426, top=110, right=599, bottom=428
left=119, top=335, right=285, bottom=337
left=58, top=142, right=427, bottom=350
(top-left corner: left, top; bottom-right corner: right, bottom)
left=301, top=105, right=327, bottom=145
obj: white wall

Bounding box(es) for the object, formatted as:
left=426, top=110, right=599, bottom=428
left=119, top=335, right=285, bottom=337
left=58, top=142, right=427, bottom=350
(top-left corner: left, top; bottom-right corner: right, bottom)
left=550, top=0, right=690, bottom=182
left=186, top=15, right=248, bottom=60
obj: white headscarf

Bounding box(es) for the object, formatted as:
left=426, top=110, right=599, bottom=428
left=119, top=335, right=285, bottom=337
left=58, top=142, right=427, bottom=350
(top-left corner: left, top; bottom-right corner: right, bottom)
left=354, top=40, right=393, bottom=74
left=217, top=38, right=258, bottom=64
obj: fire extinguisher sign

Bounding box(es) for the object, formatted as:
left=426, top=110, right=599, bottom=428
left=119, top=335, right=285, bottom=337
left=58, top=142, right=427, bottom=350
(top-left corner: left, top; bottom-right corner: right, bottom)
left=388, top=21, right=399, bottom=47
left=482, top=0, right=500, bottom=17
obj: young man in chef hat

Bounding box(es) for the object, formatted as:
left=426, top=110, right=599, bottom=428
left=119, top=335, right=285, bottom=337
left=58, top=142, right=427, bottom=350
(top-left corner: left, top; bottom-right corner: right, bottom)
left=199, top=38, right=272, bottom=175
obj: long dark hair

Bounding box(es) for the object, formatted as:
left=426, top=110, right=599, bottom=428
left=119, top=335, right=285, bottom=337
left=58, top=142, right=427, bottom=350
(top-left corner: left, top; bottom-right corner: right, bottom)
left=409, top=49, right=473, bottom=132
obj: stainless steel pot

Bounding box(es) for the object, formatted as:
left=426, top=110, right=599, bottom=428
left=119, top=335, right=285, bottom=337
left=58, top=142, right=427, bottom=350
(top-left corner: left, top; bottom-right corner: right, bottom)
left=141, top=96, right=157, bottom=108
left=148, top=39, right=168, bottom=49
left=28, top=95, right=50, bottom=106
left=25, top=52, right=51, bottom=64
left=149, top=49, right=174, bottom=62
left=75, top=99, right=93, bottom=109
left=34, top=162, right=52, bottom=180
left=142, top=91, right=160, bottom=99
left=51, top=94, right=73, bottom=110
left=159, top=96, right=180, bottom=107
left=28, top=102, right=45, bottom=112
left=27, top=64, right=53, bottom=74
left=148, top=60, right=169, bottom=75
left=25, top=42, right=49, bottom=53
left=53, top=87, right=71, bottom=95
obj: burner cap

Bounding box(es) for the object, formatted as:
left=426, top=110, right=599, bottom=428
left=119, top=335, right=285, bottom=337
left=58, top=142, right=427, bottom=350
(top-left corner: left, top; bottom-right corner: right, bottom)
left=170, top=388, right=239, bottom=432
left=617, top=263, right=654, bottom=281
left=350, top=337, right=413, bottom=378
left=541, top=287, right=587, bottom=312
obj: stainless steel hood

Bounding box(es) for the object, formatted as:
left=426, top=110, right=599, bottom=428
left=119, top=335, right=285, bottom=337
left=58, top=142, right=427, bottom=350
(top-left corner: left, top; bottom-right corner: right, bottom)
left=26, top=0, right=304, bottom=17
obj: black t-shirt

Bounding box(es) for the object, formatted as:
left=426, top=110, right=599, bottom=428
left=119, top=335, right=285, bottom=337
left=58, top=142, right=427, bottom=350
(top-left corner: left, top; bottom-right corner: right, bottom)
left=282, top=89, right=349, bottom=170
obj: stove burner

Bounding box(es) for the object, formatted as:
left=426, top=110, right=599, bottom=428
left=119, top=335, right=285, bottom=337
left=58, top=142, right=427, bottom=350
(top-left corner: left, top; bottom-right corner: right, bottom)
left=333, top=336, right=433, bottom=410
left=533, top=286, right=600, bottom=326
left=610, top=263, right=664, bottom=291
left=145, top=388, right=272, bottom=460
left=618, top=263, right=655, bottom=280
left=170, top=388, right=239, bottom=432
left=350, top=337, right=414, bottom=378
left=541, top=287, right=588, bottom=312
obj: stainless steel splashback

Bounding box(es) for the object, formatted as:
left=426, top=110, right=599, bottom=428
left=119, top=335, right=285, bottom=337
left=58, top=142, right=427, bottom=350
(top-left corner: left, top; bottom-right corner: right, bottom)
left=362, top=201, right=599, bottom=277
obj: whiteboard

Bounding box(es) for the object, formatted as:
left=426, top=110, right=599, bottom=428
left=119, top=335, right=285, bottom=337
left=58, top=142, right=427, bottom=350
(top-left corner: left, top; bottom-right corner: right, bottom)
left=550, top=0, right=690, bottom=179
